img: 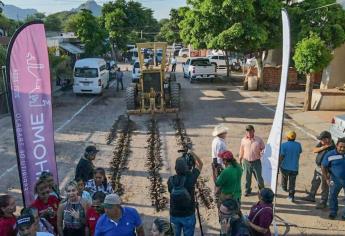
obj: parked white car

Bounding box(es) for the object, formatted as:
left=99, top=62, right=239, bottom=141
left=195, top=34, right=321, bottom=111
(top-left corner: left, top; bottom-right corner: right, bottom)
left=330, top=114, right=345, bottom=143
left=132, top=60, right=141, bottom=82
left=208, top=55, right=227, bottom=70
left=182, top=57, right=216, bottom=83
left=179, top=48, right=189, bottom=58
left=73, top=58, right=109, bottom=95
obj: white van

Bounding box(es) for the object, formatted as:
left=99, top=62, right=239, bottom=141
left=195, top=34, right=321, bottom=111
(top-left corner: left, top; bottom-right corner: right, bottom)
left=73, top=58, right=109, bottom=95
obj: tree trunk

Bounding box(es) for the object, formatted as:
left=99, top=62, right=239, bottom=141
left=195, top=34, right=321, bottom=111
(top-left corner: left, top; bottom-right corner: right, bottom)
left=110, top=42, right=116, bottom=60
left=225, top=50, right=230, bottom=77
left=304, top=73, right=314, bottom=111
left=256, top=51, right=264, bottom=90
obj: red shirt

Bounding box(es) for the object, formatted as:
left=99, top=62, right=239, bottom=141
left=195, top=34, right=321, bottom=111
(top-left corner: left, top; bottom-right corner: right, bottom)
left=86, top=207, right=101, bottom=236
left=0, top=215, right=16, bottom=236
left=30, top=195, right=60, bottom=232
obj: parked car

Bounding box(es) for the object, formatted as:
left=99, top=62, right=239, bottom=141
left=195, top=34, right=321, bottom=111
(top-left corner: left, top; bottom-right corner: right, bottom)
left=330, top=114, right=345, bottom=143
left=208, top=55, right=227, bottom=70
left=132, top=60, right=141, bottom=83
left=73, top=58, right=109, bottom=95
left=182, top=57, right=216, bottom=83
left=179, top=48, right=189, bottom=58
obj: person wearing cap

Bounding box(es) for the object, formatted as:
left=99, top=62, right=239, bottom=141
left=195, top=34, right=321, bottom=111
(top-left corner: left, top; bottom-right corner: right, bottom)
left=321, top=137, right=345, bottom=220
left=246, top=188, right=274, bottom=236
left=303, top=131, right=335, bottom=209
left=75, top=145, right=99, bottom=182
left=94, top=194, right=145, bottom=236
left=17, top=214, right=54, bottom=236
left=211, top=125, right=229, bottom=182
left=219, top=199, right=251, bottom=236
left=239, top=125, right=265, bottom=196
left=279, top=131, right=302, bottom=202
left=215, top=150, right=243, bottom=205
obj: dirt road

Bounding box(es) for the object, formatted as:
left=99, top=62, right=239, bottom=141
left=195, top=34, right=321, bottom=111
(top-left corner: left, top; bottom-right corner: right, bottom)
left=0, top=63, right=344, bottom=235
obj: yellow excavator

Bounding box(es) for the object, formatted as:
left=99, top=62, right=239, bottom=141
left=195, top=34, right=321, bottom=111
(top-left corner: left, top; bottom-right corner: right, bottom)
left=126, top=42, right=180, bottom=114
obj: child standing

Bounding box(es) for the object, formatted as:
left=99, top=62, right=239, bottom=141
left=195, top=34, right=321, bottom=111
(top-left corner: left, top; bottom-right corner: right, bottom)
left=86, top=191, right=106, bottom=236
left=280, top=131, right=303, bottom=202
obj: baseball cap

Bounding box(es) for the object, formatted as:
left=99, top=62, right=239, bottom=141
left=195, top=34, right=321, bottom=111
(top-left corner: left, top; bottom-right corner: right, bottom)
left=85, top=145, right=99, bottom=154
left=245, top=125, right=254, bottom=131
left=317, top=131, right=331, bottom=140
left=16, top=214, right=35, bottom=228
left=260, top=188, right=274, bottom=203
left=218, top=150, right=234, bottom=161
left=102, top=194, right=121, bottom=208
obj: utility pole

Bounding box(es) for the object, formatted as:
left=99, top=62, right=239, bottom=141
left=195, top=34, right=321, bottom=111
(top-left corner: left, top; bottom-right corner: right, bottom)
left=141, top=30, right=143, bottom=39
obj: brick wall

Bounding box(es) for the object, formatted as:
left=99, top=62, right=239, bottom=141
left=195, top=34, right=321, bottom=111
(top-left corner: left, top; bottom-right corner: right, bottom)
left=244, top=66, right=299, bottom=90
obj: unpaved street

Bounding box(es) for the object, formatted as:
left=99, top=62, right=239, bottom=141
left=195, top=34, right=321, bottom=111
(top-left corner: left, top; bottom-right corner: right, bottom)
left=1, top=63, right=344, bottom=235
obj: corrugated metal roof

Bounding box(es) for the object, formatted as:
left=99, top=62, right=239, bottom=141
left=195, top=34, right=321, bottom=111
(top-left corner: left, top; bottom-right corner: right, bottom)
left=59, top=43, right=84, bottom=55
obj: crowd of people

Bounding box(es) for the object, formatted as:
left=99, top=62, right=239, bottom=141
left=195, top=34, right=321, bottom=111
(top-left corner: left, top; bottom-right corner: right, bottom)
left=1, top=123, right=345, bottom=236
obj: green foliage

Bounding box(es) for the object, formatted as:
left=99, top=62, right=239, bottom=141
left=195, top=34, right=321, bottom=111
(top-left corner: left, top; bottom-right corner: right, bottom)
left=155, top=9, right=183, bottom=44
left=179, top=0, right=281, bottom=53
left=101, top=0, right=159, bottom=49
left=289, top=0, right=345, bottom=50
left=67, top=9, right=107, bottom=56
left=0, top=15, right=18, bottom=36
left=44, top=14, right=62, bottom=32
left=293, top=34, right=333, bottom=74
left=48, top=47, right=73, bottom=80
left=25, top=12, right=45, bottom=22
left=0, top=44, right=6, bottom=66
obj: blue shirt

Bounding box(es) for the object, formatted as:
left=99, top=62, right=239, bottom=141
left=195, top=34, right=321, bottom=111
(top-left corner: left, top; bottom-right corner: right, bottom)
left=94, top=207, right=142, bottom=236
left=280, top=141, right=303, bottom=171
left=321, top=149, right=345, bottom=182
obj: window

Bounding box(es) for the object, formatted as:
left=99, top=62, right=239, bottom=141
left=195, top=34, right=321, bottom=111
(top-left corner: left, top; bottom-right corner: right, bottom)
left=219, top=56, right=226, bottom=60
left=74, top=68, right=98, bottom=78
left=134, top=62, right=140, bottom=68
left=212, top=56, right=218, bottom=59
left=191, top=59, right=211, bottom=66
left=100, top=65, right=106, bottom=71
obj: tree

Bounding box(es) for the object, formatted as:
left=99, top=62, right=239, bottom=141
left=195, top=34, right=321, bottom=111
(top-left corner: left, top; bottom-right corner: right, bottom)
left=44, top=14, right=62, bottom=32
left=293, top=34, right=332, bottom=111
left=25, top=12, right=45, bottom=22
left=0, top=1, right=4, bottom=14
left=69, top=9, right=107, bottom=57
left=101, top=0, right=160, bottom=57
left=289, top=0, right=345, bottom=50
left=156, top=9, right=183, bottom=44
left=179, top=0, right=281, bottom=78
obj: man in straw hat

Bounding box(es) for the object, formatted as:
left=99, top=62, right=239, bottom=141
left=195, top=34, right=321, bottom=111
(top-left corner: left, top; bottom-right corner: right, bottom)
left=239, top=125, right=265, bottom=196
left=212, top=125, right=229, bottom=182
left=279, top=131, right=302, bottom=202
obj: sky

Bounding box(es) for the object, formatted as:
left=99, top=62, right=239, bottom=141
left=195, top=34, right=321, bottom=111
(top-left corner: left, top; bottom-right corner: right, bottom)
left=4, top=0, right=187, bottom=19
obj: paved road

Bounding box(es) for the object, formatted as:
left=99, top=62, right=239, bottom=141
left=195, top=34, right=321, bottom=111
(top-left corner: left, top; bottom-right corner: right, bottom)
left=0, top=62, right=344, bottom=235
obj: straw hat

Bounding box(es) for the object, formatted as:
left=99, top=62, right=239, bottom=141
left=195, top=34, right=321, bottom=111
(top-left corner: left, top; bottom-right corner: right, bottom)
left=212, top=125, right=229, bottom=137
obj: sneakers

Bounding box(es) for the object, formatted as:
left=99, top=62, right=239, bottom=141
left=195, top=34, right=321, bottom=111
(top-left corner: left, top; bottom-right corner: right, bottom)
left=302, top=195, right=315, bottom=202
left=315, top=202, right=327, bottom=209
left=287, top=196, right=295, bottom=202
left=329, top=213, right=337, bottom=220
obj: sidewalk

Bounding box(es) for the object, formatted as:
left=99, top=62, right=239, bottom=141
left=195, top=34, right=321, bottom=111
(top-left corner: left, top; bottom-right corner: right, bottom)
left=239, top=89, right=345, bottom=137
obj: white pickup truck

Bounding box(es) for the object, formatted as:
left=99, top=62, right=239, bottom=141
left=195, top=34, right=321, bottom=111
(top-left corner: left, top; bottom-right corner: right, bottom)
left=182, top=57, right=216, bottom=83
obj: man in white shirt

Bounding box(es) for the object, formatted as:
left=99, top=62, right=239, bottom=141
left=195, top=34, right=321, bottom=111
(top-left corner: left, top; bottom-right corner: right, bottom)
left=171, top=56, right=177, bottom=72
left=211, top=125, right=229, bottom=182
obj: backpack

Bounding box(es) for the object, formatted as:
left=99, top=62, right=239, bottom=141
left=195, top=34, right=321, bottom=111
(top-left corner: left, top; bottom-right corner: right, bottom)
left=170, top=176, right=192, bottom=210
